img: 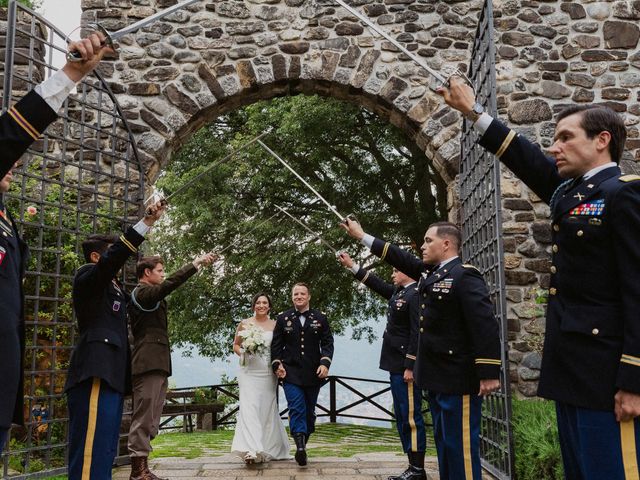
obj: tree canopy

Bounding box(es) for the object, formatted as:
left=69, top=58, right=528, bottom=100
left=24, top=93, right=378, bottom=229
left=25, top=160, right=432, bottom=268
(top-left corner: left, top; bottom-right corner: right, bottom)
left=148, top=94, right=448, bottom=358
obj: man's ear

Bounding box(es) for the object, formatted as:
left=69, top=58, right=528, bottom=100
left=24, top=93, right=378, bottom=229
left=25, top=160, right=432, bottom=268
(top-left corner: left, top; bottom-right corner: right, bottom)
left=89, top=251, right=101, bottom=263
left=596, top=130, right=612, bottom=155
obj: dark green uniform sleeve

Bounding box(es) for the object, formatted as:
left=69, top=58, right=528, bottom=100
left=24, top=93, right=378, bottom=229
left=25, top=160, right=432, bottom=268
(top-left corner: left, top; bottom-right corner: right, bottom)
left=132, top=262, right=198, bottom=309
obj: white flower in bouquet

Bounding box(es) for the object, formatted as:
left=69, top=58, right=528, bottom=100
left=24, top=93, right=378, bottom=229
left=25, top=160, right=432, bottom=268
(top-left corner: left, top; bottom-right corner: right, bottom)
left=238, top=323, right=267, bottom=366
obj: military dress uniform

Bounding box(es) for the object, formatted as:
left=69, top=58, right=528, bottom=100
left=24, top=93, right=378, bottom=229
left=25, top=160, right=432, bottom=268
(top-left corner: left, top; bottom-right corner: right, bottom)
left=478, top=116, right=640, bottom=479
left=270, top=308, right=334, bottom=442
left=350, top=266, right=427, bottom=463
left=0, top=90, right=58, bottom=450
left=363, top=237, right=501, bottom=480
left=127, top=262, right=198, bottom=459
left=65, top=227, right=145, bottom=480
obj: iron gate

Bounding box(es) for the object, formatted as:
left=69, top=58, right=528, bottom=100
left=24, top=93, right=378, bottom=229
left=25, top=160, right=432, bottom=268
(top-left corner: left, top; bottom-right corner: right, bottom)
left=459, top=1, right=515, bottom=479
left=1, top=1, right=144, bottom=477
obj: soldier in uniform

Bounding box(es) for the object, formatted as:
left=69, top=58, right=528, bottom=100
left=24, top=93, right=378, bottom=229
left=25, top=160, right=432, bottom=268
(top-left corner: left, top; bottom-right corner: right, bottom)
left=0, top=34, right=110, bottom=451
left=270, top=283, right=334, bottom=466
left=65, top=200, right=165, bottom=480
left=341, top=220, right=501, bottom=480
left=438, top=76, right=640, bottom=479
left=127, top=252, right=217, bottom=480
left=338, top=252, right=427, bottom=480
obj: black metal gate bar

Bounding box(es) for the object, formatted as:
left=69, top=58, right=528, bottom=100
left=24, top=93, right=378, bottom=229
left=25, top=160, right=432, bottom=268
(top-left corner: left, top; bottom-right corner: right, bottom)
left=1, top=1, right=144, bottom=477
left=459, top=0, right=514, bottom=479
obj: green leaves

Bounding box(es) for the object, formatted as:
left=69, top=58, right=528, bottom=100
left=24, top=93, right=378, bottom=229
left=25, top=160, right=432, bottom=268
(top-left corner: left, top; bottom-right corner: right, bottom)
left=150, top=95, right=446, bottom=358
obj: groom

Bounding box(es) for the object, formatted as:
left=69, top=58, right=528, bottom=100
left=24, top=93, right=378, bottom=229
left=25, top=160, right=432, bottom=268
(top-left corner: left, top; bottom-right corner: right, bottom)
left=271, top=283, right=334, bottom=466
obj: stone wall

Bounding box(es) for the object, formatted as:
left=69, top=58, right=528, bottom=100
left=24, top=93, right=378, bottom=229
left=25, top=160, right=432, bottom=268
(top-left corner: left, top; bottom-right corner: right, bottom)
left=79, top=0, right=640, bottom=397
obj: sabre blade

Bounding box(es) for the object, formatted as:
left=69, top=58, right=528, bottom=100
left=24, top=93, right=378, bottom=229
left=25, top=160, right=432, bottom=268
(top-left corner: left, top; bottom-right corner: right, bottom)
left=331, top=0, right=447, bottom=86
left=257, top=140, right=345, bottom=221
left=219, top=210, right=282, bottom=254
left=274, top=205, right=338, bottom=254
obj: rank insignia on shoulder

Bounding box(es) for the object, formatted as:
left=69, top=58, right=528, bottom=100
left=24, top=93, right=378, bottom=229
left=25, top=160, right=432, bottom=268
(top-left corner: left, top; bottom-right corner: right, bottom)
left=620, top=174, right=640, bottom=182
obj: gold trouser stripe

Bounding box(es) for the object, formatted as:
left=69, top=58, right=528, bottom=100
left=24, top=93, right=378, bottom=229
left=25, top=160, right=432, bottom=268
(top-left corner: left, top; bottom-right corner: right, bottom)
left=407, top=381, right=417, bottom=452
left=620, top=419, right=639, bottom=480
left=81, top=377, right=101, bottom=480
left=462, top=395, right=473, bottom=480
left=381, top=242, right=390, bottom=261
left=495, top=130, right=516, bottom=158
left=360, top=271, right=370, bottom=284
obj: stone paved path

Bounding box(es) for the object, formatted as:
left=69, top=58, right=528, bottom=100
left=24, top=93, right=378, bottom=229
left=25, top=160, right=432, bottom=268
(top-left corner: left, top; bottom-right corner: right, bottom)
left=114, top=453, right=443, bottom=479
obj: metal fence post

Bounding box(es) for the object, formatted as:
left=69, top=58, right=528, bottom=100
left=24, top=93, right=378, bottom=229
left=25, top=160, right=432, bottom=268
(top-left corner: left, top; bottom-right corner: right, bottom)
left=329, top=376, right=337, bottom=423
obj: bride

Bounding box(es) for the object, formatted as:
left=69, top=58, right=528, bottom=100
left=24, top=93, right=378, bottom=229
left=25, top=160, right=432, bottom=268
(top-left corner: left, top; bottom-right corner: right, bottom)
left=231, top=293, right=291, bottom=464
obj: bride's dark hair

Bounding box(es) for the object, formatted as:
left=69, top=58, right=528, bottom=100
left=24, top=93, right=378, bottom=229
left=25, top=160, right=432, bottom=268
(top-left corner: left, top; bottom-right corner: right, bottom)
left=251, top=292, right=272, bottom=309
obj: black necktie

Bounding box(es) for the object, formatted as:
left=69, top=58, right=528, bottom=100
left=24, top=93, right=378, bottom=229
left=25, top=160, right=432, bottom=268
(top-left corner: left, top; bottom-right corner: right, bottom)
left=565, top=175, right=584, bottom=192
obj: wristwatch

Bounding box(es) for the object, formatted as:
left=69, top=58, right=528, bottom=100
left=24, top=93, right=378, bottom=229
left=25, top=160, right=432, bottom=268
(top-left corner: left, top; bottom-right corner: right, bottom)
left=464, top=102, right=484, bottom=122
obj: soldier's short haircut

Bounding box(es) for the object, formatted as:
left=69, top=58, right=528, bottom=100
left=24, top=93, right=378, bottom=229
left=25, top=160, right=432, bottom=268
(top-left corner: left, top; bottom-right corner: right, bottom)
left=136, top=255, right=164, bottom=279
left=292, top=282, right=310, bottom=294
left=429, top=221, right=461, bottom=252
left=251, top=292, right=272, bottom=308
left=81, top=234, right=118, bottom=263
left=556, top=105, right=627, bottom=164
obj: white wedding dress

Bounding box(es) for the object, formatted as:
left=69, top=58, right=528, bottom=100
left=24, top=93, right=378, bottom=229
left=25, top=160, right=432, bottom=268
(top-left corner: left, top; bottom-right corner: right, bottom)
left=231, top=329, right=291, bottom=462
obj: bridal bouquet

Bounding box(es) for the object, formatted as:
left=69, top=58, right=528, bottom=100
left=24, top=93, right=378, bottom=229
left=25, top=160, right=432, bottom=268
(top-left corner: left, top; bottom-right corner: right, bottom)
left=238, top=323, right=267, bottom=366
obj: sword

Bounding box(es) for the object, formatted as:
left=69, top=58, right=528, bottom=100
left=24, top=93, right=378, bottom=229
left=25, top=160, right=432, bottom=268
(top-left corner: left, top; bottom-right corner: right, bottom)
left=330, top=0, right=473, bottom=91
left=274, top=204, right=338, bottom=254
left=67, top=0, right=201, bottom=62
left=218, top=210, right=283, bottom=254
left=144, top=130, right=270, bottom=215
left=257, top=139, right=347, bottom=222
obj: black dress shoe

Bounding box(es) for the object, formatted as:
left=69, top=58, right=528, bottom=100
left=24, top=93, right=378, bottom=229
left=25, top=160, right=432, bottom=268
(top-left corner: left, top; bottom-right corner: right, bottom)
left=388, top=465, right=427, bottom=480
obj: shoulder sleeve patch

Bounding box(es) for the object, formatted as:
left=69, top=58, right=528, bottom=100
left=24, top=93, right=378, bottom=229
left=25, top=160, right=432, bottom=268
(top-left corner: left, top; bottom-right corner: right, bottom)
left=620, top=174, right=640, bottom=182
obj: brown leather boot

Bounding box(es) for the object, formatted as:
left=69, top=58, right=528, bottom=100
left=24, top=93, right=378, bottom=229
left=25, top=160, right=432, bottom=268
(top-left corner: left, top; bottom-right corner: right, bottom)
left=130, top=457, right=168, bottom=480
left=129, top=456, right=147, bottom=480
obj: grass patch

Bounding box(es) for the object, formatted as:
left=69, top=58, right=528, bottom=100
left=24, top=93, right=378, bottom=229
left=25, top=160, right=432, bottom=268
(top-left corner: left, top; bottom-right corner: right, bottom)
left=512, top=398, right=563, bottom=480
left=149, top=423, right=436, bottom=459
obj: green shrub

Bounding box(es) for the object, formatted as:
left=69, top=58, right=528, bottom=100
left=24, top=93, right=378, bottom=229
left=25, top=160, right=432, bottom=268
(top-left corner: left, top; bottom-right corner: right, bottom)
left=512, top=399, right=564, bottom=480
left=0, top=0, right=42, bottom=9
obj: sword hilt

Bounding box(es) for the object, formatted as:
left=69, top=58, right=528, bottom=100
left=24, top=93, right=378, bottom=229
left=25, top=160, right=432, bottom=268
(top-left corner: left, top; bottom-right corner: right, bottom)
left=66, top=24, right=114, bottom=62
left=145, top=198, right=168, bottom=217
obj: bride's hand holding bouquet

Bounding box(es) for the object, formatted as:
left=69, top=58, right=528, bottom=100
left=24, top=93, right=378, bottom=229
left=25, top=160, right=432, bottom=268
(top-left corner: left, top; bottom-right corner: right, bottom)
left=238, top=322, right=267, bottom=366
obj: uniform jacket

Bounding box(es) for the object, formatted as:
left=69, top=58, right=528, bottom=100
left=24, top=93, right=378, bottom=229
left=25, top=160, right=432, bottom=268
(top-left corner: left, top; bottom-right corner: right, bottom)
left=271, top=308, right=334, bottom=387
left=369, top=239, right=501, bottom=394
left=128, top=262, right=198, bottom=377
left=1, top=91, right=57, bottom=427
left=65, top=226, right=145, bottom=395
left=352, top=267, right=420, bottom=373
left=480, top=118, right=640, bottom=410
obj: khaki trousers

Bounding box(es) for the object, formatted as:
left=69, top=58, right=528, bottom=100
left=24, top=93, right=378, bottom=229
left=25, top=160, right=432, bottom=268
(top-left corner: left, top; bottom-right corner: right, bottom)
left=128, top=371, right=168, bottom=457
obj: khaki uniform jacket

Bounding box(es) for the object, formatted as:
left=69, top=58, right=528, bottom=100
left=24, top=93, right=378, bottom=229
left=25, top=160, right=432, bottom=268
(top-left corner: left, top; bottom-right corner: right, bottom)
left=128, top=263, right=198, bottom=377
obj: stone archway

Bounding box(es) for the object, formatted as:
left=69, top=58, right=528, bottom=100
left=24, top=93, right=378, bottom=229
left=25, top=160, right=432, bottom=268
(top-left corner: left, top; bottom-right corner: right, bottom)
left=85, top=0, right=478, bottom=192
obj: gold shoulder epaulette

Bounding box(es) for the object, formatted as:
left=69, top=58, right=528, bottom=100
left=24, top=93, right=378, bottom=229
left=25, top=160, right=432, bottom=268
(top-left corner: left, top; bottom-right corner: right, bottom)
left=462, top=264, right=480, bottom=272
left=620, top=174, right=640, bottom=182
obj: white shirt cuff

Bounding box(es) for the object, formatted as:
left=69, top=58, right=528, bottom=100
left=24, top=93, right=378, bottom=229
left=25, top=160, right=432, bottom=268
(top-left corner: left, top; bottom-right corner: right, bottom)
left=361, top=234, right=374, bottom=249
left=473, top=112, right=493, bottom=136
left=133, top=220, right=151, bottom=237
left=34, top=70, right=76, bottom=113
left=350, top=264, right=360, bottom=274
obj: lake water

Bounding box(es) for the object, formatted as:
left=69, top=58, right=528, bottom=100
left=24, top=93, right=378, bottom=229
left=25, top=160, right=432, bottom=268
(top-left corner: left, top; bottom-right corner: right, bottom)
left=170, top=325, right=395, bottom=426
